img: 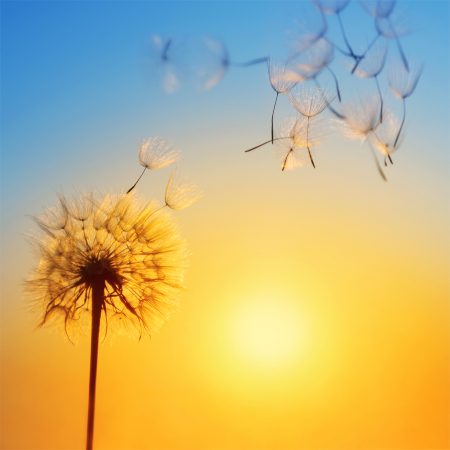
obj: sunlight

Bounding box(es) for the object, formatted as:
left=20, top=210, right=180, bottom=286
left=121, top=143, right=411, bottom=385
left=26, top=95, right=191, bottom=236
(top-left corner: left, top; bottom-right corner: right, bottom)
left=231, top=294, right=305, bottom=368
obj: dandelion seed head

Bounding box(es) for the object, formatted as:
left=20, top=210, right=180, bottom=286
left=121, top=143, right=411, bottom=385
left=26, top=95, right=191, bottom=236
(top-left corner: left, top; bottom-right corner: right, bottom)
left=139, top=137, right=180, bottom=170
left=26, top=193, right=186, bottom=338
left=165, top=171, right=202, bottom=211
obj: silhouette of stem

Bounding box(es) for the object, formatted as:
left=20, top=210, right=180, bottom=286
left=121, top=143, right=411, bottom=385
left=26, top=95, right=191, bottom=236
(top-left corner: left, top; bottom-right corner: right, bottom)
left=244, top=137, right=288, bottom=152
left=327, top=66, right=342, bottom=102
left=127, top=167, right=147, bottom=194
left=375, top=76, right=383, bottom=123
left=369, top=145, right=387, bottom=182
left=394, top=98, right=406, bottom=148
left=271, top=92, right=279, bottom=143
left=337, top=12, right=355, bottom=57
left=306, top=117, right=316, bottom=168
left=351, top=33, right=380, bottom=74
left=230, top=57, right=268, bottom=67
left=86, top=278, right=105, bottom=450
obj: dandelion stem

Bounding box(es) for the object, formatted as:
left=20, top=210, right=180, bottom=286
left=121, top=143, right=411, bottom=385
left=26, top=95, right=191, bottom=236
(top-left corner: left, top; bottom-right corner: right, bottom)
left=271, top=92, right=279, bottom=144
left=375, top=76, right=383, bottom=123
left=351, top=33, right=380, bottom=74
left=244, top=137, right=288, bottom=153
left=369, top=145, right=387, bottom=182
left=126, top=167, right=147, bottom=194
left=337, top=12, right=355, bottom=57
left=394, top=98, right=406, bottom=149
left=306, top=117, right=316, bottom=168
left=86, top=278, right=105, bottom=450
left=230, top=57, right=269, bottom=67
left=327, top=66, right=342, bottom=102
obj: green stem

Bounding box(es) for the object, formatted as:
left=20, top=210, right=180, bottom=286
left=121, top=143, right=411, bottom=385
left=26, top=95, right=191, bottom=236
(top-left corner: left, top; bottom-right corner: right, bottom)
left=86, top=278, right=105, bottom=450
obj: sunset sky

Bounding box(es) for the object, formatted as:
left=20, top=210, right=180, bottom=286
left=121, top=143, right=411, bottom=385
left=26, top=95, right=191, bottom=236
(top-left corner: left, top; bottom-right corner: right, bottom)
left=1, top=1, right=449, bottom=449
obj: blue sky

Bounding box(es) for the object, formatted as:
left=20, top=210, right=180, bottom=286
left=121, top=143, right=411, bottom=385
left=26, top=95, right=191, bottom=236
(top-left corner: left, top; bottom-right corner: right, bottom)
left=1, top=0, right=449, bottom=244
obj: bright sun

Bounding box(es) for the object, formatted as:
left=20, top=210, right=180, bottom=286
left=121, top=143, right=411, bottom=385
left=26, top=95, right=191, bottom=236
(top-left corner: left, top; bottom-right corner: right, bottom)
left=231, top=295, right=304, bottom=368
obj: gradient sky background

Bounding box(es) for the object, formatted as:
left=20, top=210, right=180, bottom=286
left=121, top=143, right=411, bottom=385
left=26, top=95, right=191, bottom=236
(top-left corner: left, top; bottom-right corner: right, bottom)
left=1, top=1, right=449, bottom=449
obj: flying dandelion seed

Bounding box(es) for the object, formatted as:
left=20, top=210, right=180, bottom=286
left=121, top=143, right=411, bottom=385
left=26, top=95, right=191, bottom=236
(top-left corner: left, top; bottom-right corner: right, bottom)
left=388, top=61, right=422, bottom=147
left=127, top=137, right=180, bottom=194
left=277, top=116, right=322, bottom=171
left=244, top=115, right=322, bottom=172
left=359, top=0, right=396, bottom=19
left=187, top=36, right=268, bottom=91
left=146, top=35, right=184, bottom=94
left=354, top=38, right=388, bottom=122
left=375, top=5, right=411, bottom=71
left=165, top=171, right=203, bottom=210
left=368, top=108, right=403, bottom=165
left=288, top=37, right=339, bottom=95
left=340, top=96, right=387, bottom=180
left=290, top=7, right=328, bottom=54
left=27, top=193, right=186, bottom=450
left=267, top=59, right=299, bottom=144
left=289, top=85, right=331, bottom=168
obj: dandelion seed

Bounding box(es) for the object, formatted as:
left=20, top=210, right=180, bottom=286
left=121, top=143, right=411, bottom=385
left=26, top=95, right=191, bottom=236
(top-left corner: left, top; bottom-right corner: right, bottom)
left=368, top=109, right=402, bottom=164
left=311, top=0, right=351, bottom=15
left=388, top=61, right=422, bottom=147
left=147, top=35, right=184, bottom=94
left=127, top=138, right=180, bottom=194
left=341, top=97, right=387, bottom=180
left=268, top=59, right=299, bottom=143
left=245, top=116, right=321, bottom=172
left=277, top=116, right=321, bottom=171
left=290, top=7, right=328, bottom=54
left=375, top=6, right=411, bottom=71
left=289, top=86, right=331, bottom=167
left=26, top=193, right=186, bottom=450
left=165, top=171, right=202, bottom=210
left=359, top=0, right=396, bottom=19
left=354, top=38, right=388, bottom=122
left=187, top=36, right=268, bottom=91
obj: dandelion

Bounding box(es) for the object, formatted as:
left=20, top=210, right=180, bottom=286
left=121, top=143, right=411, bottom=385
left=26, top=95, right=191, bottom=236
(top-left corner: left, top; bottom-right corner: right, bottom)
left=289, top=85, right=331, bottom=167
left=388, top=61, right=422, bottom=147
left=164, top=171, right=202, bottom=210
left=27, top=193, right=185, bottom=450
left=268, top=59, right=299, bottom=143
left=127, top=137, right=180, bottom=194
left=354, top=38, right=388, bottom=122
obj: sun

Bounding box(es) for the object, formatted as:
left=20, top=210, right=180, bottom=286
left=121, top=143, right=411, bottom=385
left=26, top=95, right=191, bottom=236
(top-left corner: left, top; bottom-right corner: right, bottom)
left=230, top=294, right=305, bottom=368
